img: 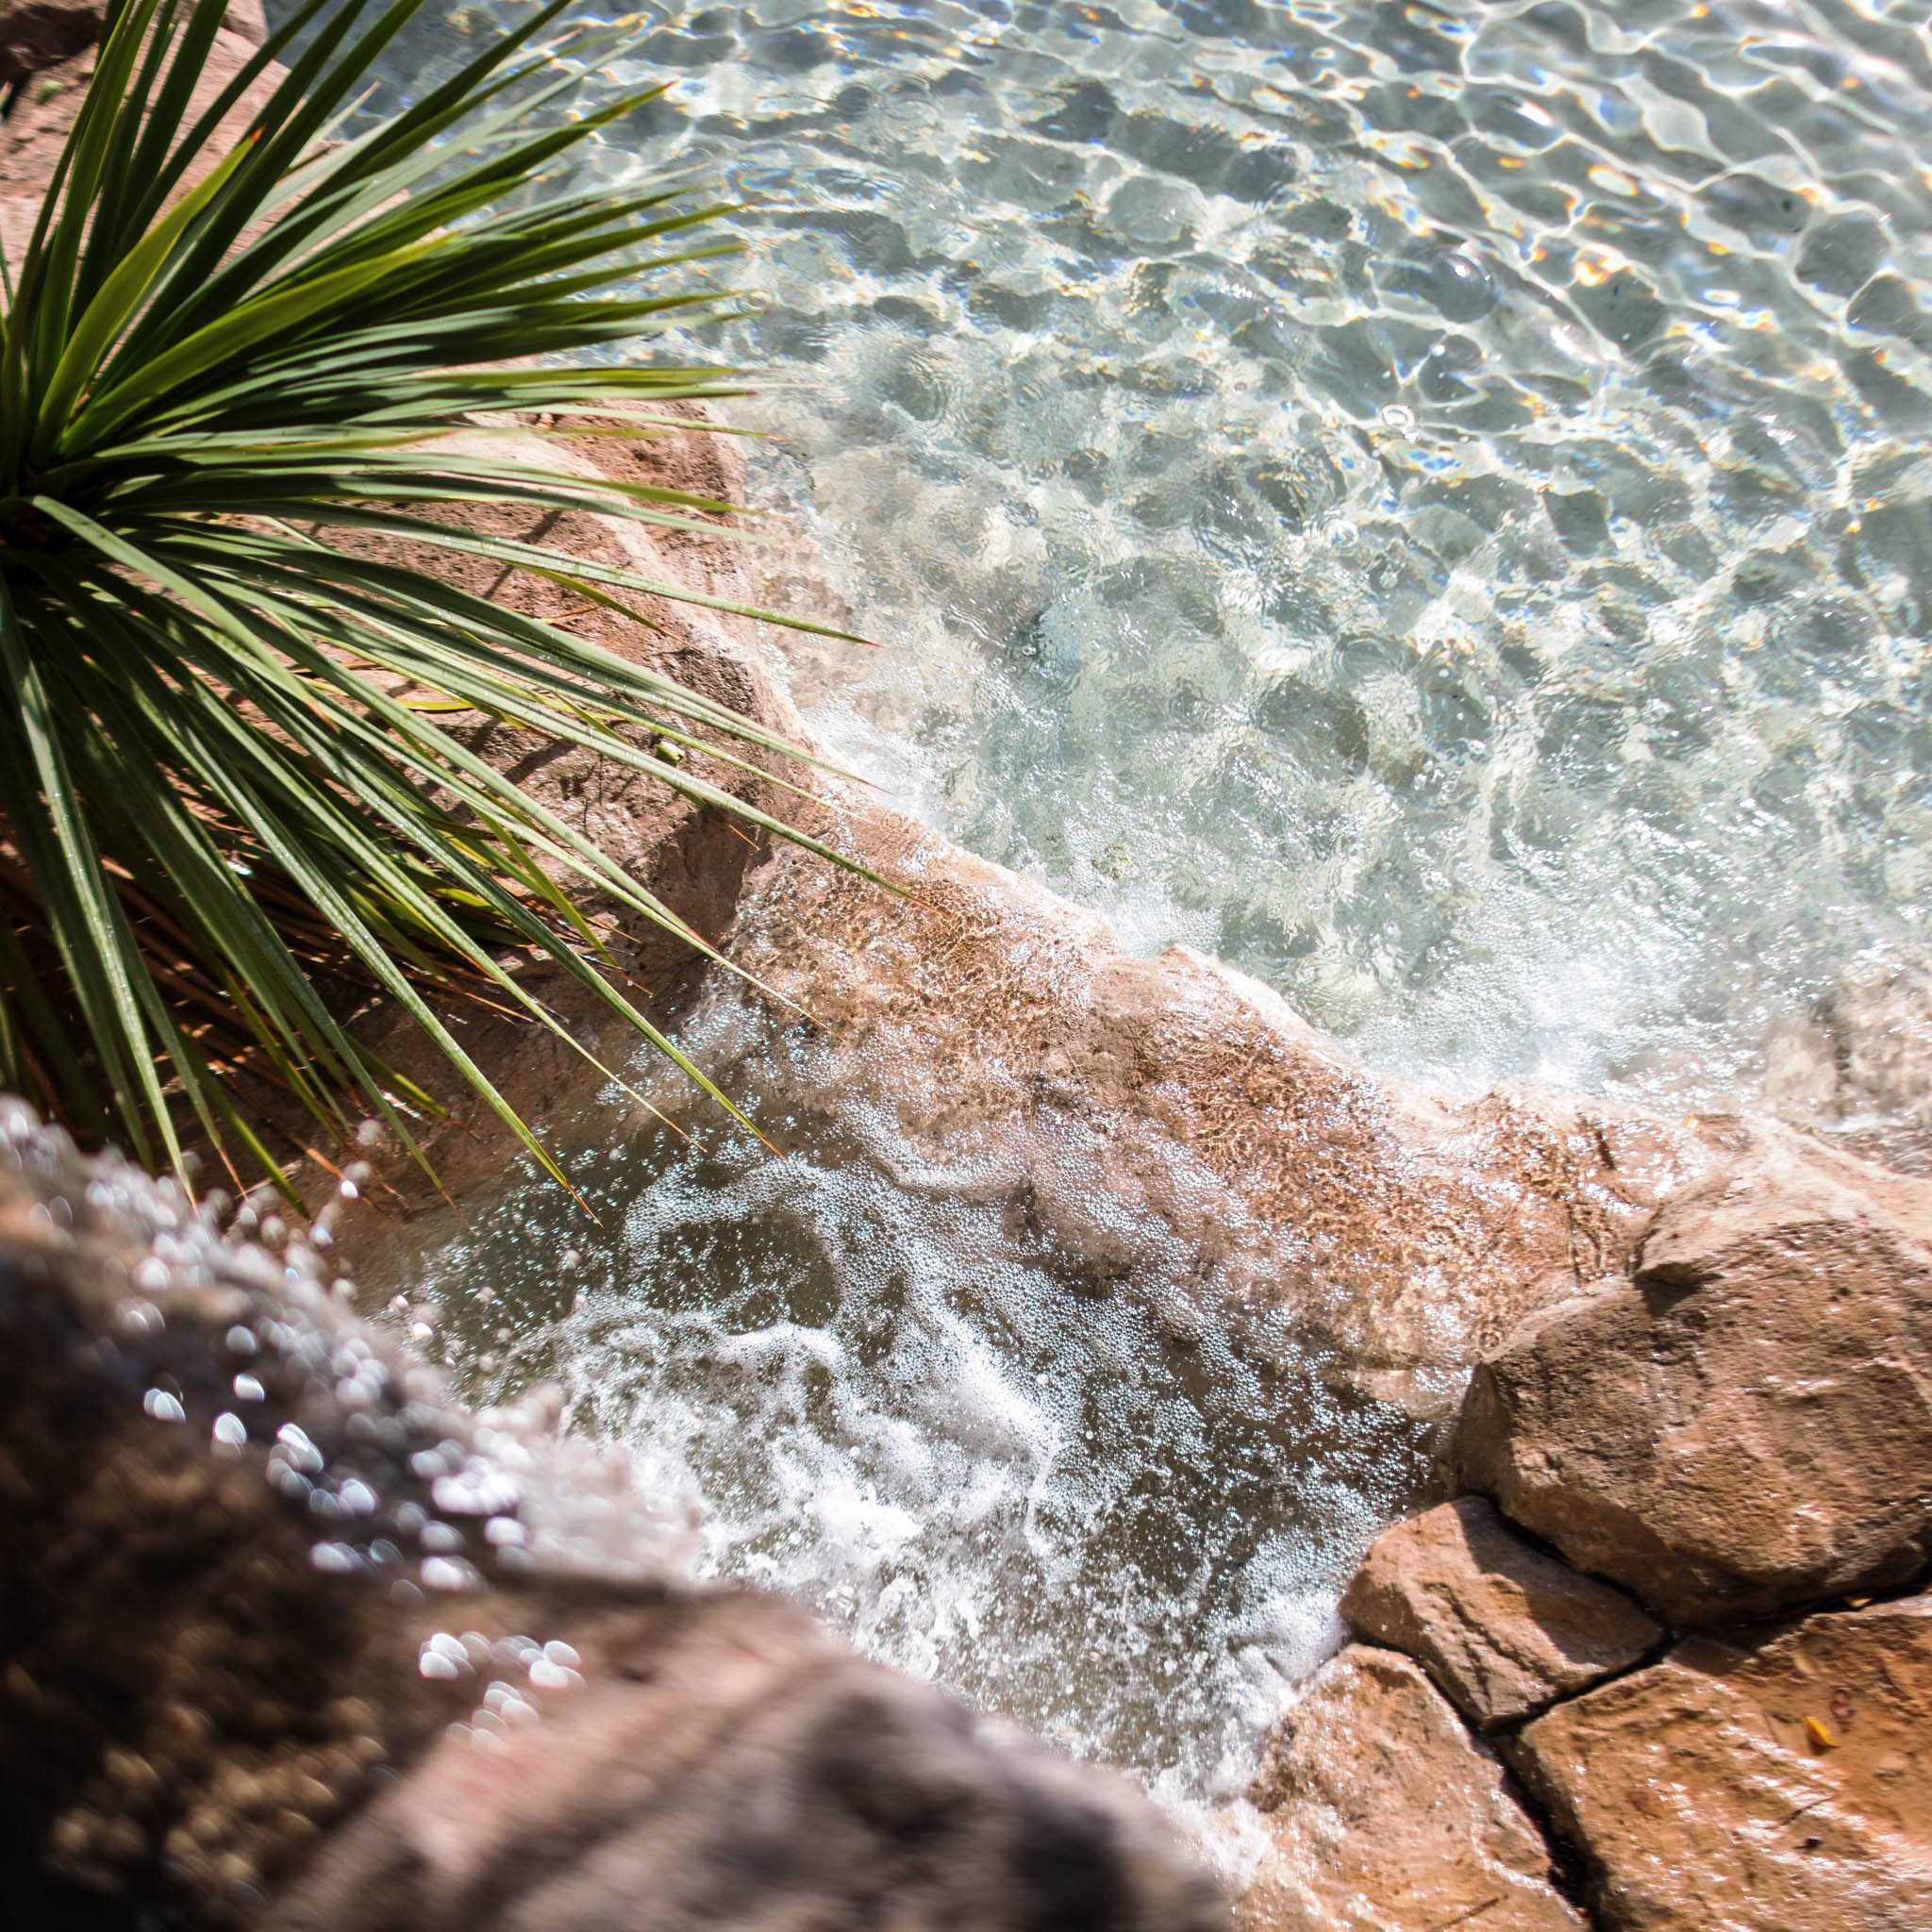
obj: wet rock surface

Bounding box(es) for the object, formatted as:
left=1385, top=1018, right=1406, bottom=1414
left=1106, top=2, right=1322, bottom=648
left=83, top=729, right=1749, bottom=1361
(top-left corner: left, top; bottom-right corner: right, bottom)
left=1235, top=1645, right=1584, bottom=1932
left=693, top=815, right=1732, bottom=1409
left=1339, top=1497, right=1660, bottom=1731
left=1454, top=1135, right=1932, bottom=1627
left=0, top=1114, right=1223, bottom=1930
left=1512, top=1591, right=1932, bottom=1932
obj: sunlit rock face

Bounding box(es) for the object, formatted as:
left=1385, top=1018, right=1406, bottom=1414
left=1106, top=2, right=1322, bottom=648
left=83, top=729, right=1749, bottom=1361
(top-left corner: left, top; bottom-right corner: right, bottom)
left=0, top=1108, right=1224, bottom=1932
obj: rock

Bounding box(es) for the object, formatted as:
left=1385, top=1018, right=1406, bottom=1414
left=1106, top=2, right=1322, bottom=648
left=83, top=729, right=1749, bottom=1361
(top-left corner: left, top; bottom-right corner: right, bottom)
left=0, top=0, right=103, bottom=91
left=0, top=1113, right=1223, bottom=1931
left=1455, top=1134, right=1932, bottom=1625
left=1340, top=1497, right=1660, bottom=1729
left=0, top=0, right=259, bottom=91
left=223, top=0, right=265, bottom=44
left=1237, top=1645, right=1584, bottom=1932
left=1511, top=1591, right=1932, bottom=1932
left=1, top=23, right=283, bottom=266
left=664, top=799, right=1747, bottom=1407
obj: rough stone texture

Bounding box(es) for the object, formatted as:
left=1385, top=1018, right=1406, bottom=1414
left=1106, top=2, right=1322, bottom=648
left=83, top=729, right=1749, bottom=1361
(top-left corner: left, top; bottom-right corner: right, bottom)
left=0, top=0, right=102, bottom=90
left=1236, top=1645, right=1583, bottom=1932
left=1340, top=1497, right=1660, bottom=1730
left=1512, top=1591, right=1932, bottom=1932
left=298, top=417, right=808, bottom=1218
left=0, top=21, right=282, bottom=264
left=1456, top=1135, right=1932, bottom=1626
left=0, top=1117, right=1224, bottom=1932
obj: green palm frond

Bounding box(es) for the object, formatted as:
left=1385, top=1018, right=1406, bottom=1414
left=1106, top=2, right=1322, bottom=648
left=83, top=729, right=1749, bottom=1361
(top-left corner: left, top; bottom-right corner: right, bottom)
left=0, top=0, right=871, bottom=1200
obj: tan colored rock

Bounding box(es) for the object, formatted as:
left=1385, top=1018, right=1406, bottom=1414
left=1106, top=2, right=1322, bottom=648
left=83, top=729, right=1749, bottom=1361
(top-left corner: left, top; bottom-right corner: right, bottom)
left=1340, top=1497, right=1660, bottom=1729
left=1513, top=1591, right=1932, bottom=1932
left=1, top=23, right=282, bottom=266
left=1456, top=1135, right=1932, bottom=1625
left=1237, top=1645, right=1583, bottom=1932
left=0, top=0, right=103, bottom=91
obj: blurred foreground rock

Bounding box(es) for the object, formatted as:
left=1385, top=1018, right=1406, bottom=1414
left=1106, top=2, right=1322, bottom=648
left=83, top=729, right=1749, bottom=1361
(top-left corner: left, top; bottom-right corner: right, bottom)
left=0, top=1114, right=1223, bottom=1931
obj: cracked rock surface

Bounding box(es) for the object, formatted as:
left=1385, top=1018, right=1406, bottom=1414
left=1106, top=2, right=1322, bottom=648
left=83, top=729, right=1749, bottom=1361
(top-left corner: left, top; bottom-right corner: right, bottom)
left=1339, top=1497, right=1660, bottom=1731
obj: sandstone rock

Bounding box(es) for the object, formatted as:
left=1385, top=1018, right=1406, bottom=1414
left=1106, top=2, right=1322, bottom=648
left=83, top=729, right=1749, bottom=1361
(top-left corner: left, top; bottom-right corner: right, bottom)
left=1512, top=1591, right=1932, bottom=1932
left=1, top=23, right=282, bottom=265
left=1340, top=1497, right=1660, bottom=1729
left=0, top=0, right=103, bottom=91
left=0, top=1115, right=1223, bottom=1931
left=1455, top=1134, right=1932, bottom=1625
left=1236, top=1645, right=1584, bottom=1932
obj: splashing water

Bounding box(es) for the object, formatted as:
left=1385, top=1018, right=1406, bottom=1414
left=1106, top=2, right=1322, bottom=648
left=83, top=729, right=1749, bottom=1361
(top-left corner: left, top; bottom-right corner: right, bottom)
left=355, top=991, right=1431, bottom=1825
left=330, top=0, right=1932, bottom=1833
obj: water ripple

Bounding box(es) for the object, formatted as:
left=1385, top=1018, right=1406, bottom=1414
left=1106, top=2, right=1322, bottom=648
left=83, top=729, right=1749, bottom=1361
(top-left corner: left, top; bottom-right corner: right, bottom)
left=341, top=0, right=1932, bottom=1106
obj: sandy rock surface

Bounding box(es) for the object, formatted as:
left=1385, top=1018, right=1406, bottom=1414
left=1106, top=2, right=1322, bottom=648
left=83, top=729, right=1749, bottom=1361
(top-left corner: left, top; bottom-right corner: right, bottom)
left=703, top=812, right=1746, bottom=1406
left=1455, top=1134, right=1932, bottom=1625
left=0, top=2, right=275, bottom=264
left=1236, top=1645, right=1584, bottom=1932
left=1512, top=1591, right=1932, bottom=1932
left=1339, top=1497, right=1660, bottom=1731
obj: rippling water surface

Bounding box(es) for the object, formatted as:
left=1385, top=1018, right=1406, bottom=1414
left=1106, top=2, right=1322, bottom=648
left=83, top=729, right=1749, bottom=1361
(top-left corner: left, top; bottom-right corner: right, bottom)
left=372, top=0, right=1932, bottom=1104
left=341, top=0, right=1932, bottom=1838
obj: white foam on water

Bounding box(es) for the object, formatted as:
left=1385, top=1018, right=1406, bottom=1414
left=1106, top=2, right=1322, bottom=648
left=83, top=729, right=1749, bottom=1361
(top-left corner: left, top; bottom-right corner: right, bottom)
left=356, top=988, right=1427, bottom=1827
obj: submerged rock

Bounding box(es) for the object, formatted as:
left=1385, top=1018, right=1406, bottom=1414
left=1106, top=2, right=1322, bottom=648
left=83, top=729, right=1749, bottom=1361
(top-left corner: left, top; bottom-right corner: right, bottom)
left=0, top=1112, right=1223, bottom=1930
left=1339, top=1498, right=1660, bottom=1731
left=1512, top=1591, right=1932, bottom=1932
left=1236, top=1645, right=1583, bottom=1932
left=1454, top=1134, right=1932, bottom=1626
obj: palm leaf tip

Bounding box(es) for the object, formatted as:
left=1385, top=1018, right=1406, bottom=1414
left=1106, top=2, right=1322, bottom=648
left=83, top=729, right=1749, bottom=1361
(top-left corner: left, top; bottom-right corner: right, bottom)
left=0, top=0, right=870, bottom=1202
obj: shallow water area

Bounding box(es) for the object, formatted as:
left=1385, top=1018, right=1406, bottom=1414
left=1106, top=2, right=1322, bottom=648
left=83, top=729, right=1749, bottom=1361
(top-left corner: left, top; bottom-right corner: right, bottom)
left=356, top=0, right=1932, bottom=1110
left=357, top=991, right=1430, bottom=1831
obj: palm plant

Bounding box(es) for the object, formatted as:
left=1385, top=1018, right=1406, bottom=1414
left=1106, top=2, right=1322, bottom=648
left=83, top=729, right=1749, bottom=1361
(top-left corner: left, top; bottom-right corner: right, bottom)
left=0, top=0, right=867, bottom=1198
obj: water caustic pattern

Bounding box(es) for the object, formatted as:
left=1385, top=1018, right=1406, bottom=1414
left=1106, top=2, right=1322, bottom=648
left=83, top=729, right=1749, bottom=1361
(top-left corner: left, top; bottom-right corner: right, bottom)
left=355, top=999, right=1430, bottom=1819
left=375, top=0, right=1932, bottom=1106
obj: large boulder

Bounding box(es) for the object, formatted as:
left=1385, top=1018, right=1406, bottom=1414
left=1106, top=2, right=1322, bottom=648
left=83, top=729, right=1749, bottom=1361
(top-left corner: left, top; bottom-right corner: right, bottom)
left=1236, top=1645, right=1583, bottom=1932
left=1510, top=1592, right=1932, bottom=1932
left=1454, top=1135, right=1932, bottom=1625
left=0, top=1112, right=1222, bottom=1931
left=1340, top=1498, right=1660, bottom=1730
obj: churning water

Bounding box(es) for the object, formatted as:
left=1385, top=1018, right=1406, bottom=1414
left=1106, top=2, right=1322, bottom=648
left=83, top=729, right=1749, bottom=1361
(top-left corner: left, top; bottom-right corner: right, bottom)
left=341, top=0, right=1932, bottom=1840
left=355, top=994, right=1429, bottom=1828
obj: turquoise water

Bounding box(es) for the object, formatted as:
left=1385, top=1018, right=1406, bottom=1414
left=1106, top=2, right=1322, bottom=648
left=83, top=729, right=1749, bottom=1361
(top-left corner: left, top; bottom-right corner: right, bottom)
left=338, top=0, right=1932, bottom=1834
